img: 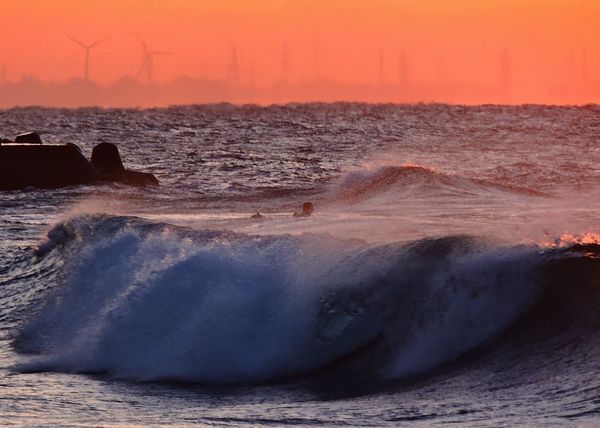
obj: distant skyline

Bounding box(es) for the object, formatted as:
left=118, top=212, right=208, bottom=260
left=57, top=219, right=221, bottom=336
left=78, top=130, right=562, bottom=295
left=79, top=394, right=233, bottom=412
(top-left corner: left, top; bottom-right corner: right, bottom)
left=1, top=0, right=599, bottom=106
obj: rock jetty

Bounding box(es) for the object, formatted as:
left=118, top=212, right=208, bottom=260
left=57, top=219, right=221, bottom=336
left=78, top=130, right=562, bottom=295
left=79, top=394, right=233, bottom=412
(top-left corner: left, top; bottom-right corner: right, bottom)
left=0, top=132, right=158, bottom=190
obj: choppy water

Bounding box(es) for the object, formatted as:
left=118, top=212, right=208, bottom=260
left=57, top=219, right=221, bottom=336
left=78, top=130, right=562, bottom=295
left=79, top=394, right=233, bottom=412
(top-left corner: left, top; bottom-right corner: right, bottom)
left=1, top=103, right=599, bottom=426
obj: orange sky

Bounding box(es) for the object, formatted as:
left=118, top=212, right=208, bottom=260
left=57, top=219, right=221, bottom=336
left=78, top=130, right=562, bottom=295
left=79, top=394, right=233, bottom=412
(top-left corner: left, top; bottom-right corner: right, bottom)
left=1, top=0, right=599, bottom=104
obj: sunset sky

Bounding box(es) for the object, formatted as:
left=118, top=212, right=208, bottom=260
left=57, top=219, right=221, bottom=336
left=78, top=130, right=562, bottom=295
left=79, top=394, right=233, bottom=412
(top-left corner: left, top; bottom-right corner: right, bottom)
left=1, top=0, right=599, bottom=104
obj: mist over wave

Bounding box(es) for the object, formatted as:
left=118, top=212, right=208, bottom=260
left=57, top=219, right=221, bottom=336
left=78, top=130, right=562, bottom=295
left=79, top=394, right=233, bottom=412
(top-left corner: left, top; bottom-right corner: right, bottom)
left=331, top=164, right=546, bottom=203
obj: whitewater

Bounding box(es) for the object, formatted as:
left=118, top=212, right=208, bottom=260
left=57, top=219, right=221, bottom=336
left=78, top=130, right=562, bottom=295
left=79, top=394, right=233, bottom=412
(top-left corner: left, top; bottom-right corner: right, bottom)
left=1, top=103, right=599, bottom=426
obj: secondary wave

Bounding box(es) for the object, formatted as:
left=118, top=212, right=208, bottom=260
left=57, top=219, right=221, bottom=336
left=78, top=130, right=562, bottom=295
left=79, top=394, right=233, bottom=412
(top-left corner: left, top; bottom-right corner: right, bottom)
left=331, top=164, right=546, bottom=203
left=11, top=214, right=589, bottom=384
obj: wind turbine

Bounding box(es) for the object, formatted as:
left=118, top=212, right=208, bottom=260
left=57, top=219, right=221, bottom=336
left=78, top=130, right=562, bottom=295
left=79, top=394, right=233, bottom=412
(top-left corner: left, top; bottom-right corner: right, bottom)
left=67, top=35, right=109, bottom=82
left=137, top=35, right=171, bottom=84
left=398, top=50, right=409, bottom=85
left=581, top=48, right=588, bottom=86
left=378, top=47, right=384, bottom=84
left=227, top=44, right=239, bottom=83
left=281, top=42, right=289, bottom=84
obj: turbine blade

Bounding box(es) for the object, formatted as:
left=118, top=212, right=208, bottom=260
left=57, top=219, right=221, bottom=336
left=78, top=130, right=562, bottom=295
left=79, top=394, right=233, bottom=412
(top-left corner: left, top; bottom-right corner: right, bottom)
left=89, top=37, right=110, bottom=49
left=135, top=33, right=149, bottom=53
left=66, top=34, right=86, bottom=49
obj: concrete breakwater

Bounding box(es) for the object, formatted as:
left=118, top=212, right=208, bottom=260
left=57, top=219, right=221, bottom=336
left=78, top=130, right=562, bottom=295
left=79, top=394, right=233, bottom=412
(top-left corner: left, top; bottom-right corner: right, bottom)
left=0, top=133, right=158, bottom=190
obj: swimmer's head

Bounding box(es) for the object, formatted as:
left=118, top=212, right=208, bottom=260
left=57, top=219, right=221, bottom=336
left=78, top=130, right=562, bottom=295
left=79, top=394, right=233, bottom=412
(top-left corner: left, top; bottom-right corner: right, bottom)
left=302, top=202, right=314, bottom=215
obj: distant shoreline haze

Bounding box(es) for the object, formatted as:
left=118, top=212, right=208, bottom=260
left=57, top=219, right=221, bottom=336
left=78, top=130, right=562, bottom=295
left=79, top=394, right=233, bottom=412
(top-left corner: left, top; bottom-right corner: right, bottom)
left=0, top=75, right=598, bottom=108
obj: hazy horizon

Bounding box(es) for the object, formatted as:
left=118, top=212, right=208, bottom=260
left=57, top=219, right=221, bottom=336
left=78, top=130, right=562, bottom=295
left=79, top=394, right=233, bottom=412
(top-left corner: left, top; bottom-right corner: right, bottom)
left=1, top=0, right=600, bottom=106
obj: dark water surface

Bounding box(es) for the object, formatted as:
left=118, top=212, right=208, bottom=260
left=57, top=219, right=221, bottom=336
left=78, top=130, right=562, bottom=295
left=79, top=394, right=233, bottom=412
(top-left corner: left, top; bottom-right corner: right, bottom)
left=1, top=103, right=599, bottom=426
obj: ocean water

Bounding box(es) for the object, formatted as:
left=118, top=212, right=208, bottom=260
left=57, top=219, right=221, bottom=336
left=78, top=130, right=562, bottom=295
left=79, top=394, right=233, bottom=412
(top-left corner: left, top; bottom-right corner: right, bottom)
left=1, top=103, right=599, bottom=426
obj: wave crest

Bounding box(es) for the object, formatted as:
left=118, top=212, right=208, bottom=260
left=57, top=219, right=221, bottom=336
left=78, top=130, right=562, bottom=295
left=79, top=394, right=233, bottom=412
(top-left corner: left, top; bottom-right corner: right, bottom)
left=333, top=164, right=545, bottom=202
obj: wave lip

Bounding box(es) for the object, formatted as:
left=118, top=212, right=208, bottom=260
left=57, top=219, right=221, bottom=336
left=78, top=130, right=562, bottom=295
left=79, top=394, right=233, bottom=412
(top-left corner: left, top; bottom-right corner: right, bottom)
left=14, top=215, right=553, bottom=384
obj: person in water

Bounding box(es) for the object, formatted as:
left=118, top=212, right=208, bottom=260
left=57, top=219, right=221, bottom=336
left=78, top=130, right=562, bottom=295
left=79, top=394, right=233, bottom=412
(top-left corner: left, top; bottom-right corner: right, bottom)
left=293, top=202, right=314, bottom=217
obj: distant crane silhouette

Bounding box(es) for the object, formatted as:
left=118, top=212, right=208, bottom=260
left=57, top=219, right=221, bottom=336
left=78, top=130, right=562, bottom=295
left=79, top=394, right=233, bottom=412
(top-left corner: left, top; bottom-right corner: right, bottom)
left=137, top=35, right=171, bottom=84
left=67, top=35, right=109, bottom=82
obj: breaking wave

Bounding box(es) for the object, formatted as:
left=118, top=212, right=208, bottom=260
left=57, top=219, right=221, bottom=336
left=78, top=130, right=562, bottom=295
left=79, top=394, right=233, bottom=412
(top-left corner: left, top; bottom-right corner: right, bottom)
left=10, top=215, right=598, bottom=385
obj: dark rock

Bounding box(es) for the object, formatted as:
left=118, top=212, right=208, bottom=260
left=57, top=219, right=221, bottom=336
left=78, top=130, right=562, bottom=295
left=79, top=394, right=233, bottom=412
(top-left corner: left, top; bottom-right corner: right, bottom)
left=0, top=144, right=99, bottom=190
left=91, top=142, right=125, bottom=173
left=66, top=142, right=83, bottom=153
left=15, top=132, right=43, bottom=144
left=1, top=139, right=158, bottom=190
left=109, top=170, right=159, bottom=187
left=90, top=143, right=158, bottom=186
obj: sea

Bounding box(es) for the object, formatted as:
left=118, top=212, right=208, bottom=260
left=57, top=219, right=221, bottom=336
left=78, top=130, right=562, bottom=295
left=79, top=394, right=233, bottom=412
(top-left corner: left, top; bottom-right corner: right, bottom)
left=0, top=103, right=599, bottom=426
